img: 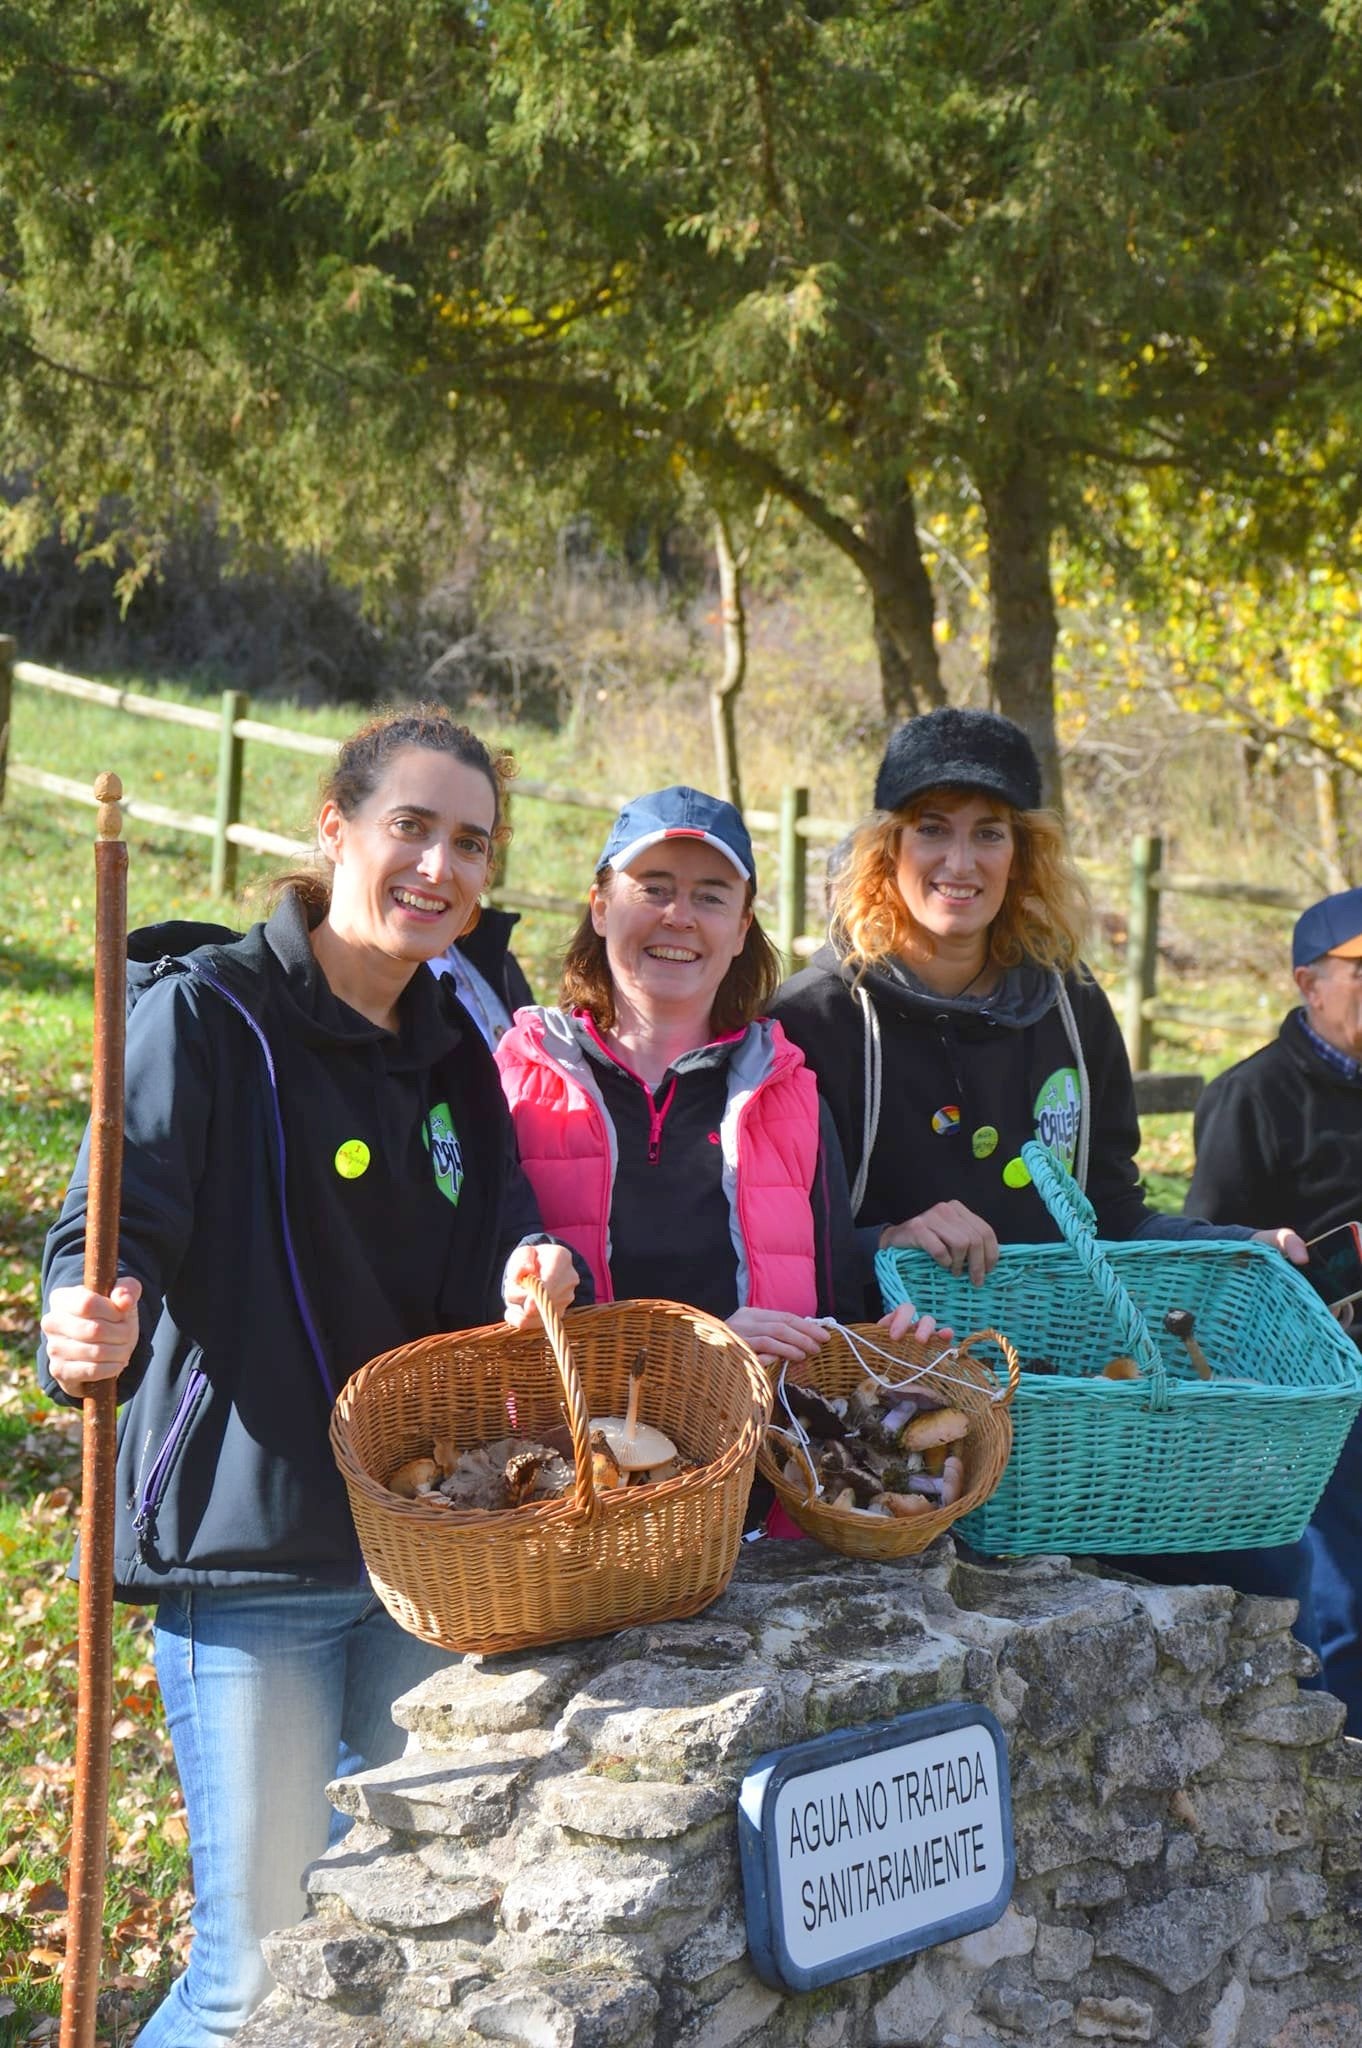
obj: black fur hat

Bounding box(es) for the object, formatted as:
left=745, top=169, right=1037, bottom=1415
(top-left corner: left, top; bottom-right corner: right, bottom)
left=873, top=707, right=1042, bottom=815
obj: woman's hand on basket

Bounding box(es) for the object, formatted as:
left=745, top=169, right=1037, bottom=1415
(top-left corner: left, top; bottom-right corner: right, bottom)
left=501, top=1244, right=579, bottom=1331
left=1250, top=1226, right=1308, bottom=1267
left=879, top=1202, right=999, bottom=1285
left=877, top=1301, right=954, bottom=1347
left=41, top=1278, right=143, bottom=1397
left=727, top=1309, right=832, bottom=1371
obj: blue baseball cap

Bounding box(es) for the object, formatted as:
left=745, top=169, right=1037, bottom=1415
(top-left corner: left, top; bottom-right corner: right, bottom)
left=599, top=786, right=754, bottom=885
left=1292, top=887, right=1362, bottom=970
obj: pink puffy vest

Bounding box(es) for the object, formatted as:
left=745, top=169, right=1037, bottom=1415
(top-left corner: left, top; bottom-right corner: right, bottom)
left=496, top=1010, right=820, bottom=1313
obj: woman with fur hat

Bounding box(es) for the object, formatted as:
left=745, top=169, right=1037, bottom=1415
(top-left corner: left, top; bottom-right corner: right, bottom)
left=771, top=707, right=1319, bottom=1621
left=774, top=707, right=1307, bottom=1272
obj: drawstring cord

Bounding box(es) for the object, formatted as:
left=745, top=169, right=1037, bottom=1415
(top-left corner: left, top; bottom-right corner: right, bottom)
left=767, top=1316, right=1006, bottom=1502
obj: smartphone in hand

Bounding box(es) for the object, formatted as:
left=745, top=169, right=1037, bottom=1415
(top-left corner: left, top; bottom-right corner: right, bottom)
left=1302, top=1222, right=1362, bottom=1309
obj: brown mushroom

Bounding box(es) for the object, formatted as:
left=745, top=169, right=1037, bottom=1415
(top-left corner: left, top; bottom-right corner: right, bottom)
left=388, top=1456, right=441, bottom=1499
left=883, top=1491, right=934, bottom=1518
left=940, top=1454, right=966, bottom=1508
left=901, top=1407, right=970, bottom=1452
left=1164, top=1309, right=1214, bottom=1380
left=1101, top=1355, right=1141, bottom=1380
left=589, top=1428, right=623, bottom=1491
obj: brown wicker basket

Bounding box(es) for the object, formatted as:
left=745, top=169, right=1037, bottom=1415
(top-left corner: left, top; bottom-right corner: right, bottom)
left=755, top=1325, right=1019, bottom=1560
left=330, top=1283, right=770, bottom=1655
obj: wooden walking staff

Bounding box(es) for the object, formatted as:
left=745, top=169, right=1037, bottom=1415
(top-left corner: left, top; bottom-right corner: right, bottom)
left=60, top=773, right=129, bottom=2048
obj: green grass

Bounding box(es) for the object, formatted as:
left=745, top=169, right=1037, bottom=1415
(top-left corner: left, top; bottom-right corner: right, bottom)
left=0, top=665, right=1300, bottom=2041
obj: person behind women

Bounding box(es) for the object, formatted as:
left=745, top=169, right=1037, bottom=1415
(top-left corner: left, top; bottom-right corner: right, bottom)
left=429, top=901, right=534, bottom=1048
left=38, top=708, right=579, bottom=2048
left=770, top=706, right=1315, bottom=1613
left=495, top=784, right=927, bottom=1370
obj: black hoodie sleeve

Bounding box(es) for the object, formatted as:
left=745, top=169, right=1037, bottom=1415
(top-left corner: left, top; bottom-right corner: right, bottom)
left=38, top=976, right=217, bottom=1406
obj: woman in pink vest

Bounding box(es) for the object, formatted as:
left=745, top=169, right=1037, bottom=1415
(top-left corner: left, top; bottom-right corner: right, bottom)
left=496, top=786, right=929, bottom=1369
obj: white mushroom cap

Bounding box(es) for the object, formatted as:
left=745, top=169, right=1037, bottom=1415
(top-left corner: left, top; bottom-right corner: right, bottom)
left=591, top=1415, right=678, bottom=1471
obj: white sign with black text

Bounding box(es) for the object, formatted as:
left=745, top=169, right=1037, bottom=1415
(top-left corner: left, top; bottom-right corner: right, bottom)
left=738, top=1704, right=1013, bottom=1992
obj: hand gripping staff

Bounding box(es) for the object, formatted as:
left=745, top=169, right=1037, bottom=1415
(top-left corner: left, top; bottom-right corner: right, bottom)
left=60, top=774, right=128, bottom=2048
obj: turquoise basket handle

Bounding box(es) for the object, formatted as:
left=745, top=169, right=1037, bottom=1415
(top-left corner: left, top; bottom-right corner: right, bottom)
left=1019, top=1141, right=1169, bottom=1409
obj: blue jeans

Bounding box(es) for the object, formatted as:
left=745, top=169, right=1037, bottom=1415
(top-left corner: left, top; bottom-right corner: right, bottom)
left=135, top=1583, right=453, bottom=2048
left=1307, top=1408, right=1362, bottom=1735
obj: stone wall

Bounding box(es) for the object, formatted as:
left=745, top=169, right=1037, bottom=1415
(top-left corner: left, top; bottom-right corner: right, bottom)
left=238, top=1542, right=1362, bottom=2048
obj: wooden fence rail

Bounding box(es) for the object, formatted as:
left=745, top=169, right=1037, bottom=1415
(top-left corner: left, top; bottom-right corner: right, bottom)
left=0, top=651, right=1308, bottom=1086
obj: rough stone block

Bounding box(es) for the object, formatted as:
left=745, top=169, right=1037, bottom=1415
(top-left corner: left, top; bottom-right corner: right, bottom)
left=558, top=1660, right=787, bottom=1775
left=1186, top=1784, right=1308, bottom=1859
left=1265, top=2003, right=1362, bottom=2047
left=1191, top=1974, right=1245, bottom=2048
left=979, top=1976, right=1064, bottom=2033
left=305, top=1842, right=500, bottom=1937
left=940, top=1906, right=1037, bottom=1969
left=1002, top=1613, right=1157, bottom=1747
left=1206, top=1636, right=1318, bottom=1708
left=1232, top=1698, right=1348, bottom=1747
left=1249, top=1929, right=1310, bottom=1984
left=395, top=1655, right=589, bottom=1745
left=1229, top=1595, right=1301, bottom=1640
left=328, top=1749, right=539, bottom=1841
left=234, top=1997, right=388, bottom=2048
left=675, top=1978, right=784, bottom=2048
left=1270, top=1872, right=1330, bottom=1923
left=1074, top=1995, right=1156, bottom=2040
left=535, top=1771, right=729, bottom=1842
left=672, top=1906, right=751, bottom=1986
left=1095, top=1877, right=1267, bottom=1995
left=1053, top=1865, right=1126, bottom=1910
left=1017, top=1795, right=1162, bottom=1877
left=870, top=1959, right=951, bottom=2044
left=1094, top=1714, right=1224, bottom=1797
left=1032, top=1922, right=1095, bottom=1982
left=498, top=1842, right=715, bottom=1940
left=261, top=1918, right=405, bottom=2006
left=459, top=1971, right=659, bottom=2047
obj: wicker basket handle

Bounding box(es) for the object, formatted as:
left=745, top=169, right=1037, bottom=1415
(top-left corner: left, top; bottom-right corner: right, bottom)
left=1020, top=1141, right=1169, bottom=1408
left=519, top=1273, right=599, bottom=1523
left=958, top=1328, right=1022, bottom=1408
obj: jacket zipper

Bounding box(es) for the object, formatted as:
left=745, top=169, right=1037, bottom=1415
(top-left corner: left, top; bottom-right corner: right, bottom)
left=131, top=1367, right=207, bottom=1553
left=646, top=1078, right=677, bottom=1165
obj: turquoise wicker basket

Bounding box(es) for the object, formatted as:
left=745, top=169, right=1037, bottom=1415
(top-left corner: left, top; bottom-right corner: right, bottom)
left=876, top=1141, right=1362, bottom=1557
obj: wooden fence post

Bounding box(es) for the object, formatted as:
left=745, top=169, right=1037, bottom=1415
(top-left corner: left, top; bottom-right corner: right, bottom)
left=211, top=689, right=248, bottom=898
left=778, top=784, right=809, bottom=978
left=0, top=636, right=14, bottom=807
left=1123, top=831, right=1163, bottom=1072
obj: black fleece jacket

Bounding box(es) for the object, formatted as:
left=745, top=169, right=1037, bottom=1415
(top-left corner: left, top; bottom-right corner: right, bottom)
left=1187, top=1008, right=1362, bottom=1239
left=771, top=946, right=1246, bottom=1249
left=38, top=896, right=558, bottom=1598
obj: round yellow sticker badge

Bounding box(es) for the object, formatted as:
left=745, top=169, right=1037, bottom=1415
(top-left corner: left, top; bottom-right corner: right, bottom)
left=1001, top=1155, right=1032, bottom=1190
left=334, top=1138, right=371, bottom=1180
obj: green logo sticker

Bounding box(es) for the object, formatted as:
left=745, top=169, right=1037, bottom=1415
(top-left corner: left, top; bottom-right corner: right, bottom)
left=334, top=1138, right=370, bottom=1180
left=1032, top=1066, right=1082, bottom=1171
left=971, top=1124, right=999, bottom=1160
left=424, top=1101, right=464, bottom=1207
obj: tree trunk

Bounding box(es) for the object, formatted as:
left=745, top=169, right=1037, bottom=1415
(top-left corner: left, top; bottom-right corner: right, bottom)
left=711, top=513, right=745, bottom=810
left=1314, top=759, right=1350, bottom=892
left=862, top=481, right=945, bottom=722
left=980, top=461, right=1062, bottom=811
